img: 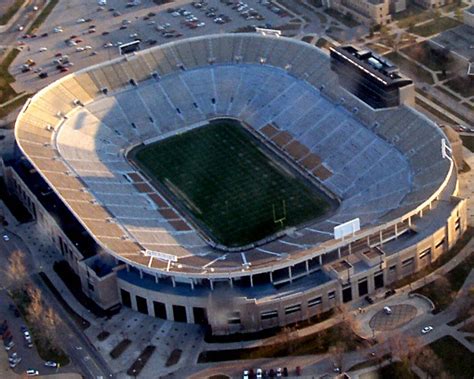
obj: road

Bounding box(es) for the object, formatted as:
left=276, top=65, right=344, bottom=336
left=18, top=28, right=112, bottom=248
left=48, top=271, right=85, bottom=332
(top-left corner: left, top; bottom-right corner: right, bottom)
left=0, top=0, right=44, bottom=53
left=0, top=225, right=114, bottom=379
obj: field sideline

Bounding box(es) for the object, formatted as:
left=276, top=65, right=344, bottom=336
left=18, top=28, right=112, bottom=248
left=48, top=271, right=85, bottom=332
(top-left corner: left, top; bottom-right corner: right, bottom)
left=131, top=120, right=331, bottom=247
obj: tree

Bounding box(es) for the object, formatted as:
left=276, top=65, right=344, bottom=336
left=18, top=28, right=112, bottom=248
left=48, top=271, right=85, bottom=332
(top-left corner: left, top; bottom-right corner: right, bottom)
left=329, top=341, right=346, bottom=371
left=416, top=347, right=445, bottom=378
left=41, top=306, right=62, bottom=346
left=27, top=286, right=44, bottom=327
left=6, top=250, right=28, bottom=290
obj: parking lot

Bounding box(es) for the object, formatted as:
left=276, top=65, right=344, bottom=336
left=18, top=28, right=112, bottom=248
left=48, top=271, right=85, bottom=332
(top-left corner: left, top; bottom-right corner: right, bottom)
left=10, top=0, right=295, bottom=94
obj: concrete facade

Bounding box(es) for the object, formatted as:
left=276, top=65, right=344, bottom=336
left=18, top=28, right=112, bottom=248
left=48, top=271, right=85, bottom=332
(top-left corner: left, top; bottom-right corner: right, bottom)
left=464, top=5, right=474, bottom=27
left=3, top=163, right=467, bottom=334
left=324, top=0, right=392, bottom=26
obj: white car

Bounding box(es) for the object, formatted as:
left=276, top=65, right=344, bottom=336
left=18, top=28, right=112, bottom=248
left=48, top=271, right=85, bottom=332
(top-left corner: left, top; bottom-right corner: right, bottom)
left=53, top=27, right=63, bottom=33
left=383, top=306, right=392, bottom=315
left=26, top=369, right=39, bottom=376
left=242, top=370, right=249, bottom=379
left=3, top=234, right=9, bottom=241
left=44, top=361, right=58, bottom=368
left=76, top=18, right=86, bottom=23
left=421, top=326, right=433, bottom=334
left=197, top=22, right=206, bottom=27
left=84, top=45, right=92, bottom=50
left=38, top=47, right=48, bottom=52
left=256, top=368, right=263, bottom=378
left=76, top=47, right=85, bottom=52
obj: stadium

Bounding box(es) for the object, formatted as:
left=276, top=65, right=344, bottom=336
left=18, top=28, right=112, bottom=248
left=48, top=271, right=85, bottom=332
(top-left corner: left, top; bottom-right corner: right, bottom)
left=10, top=33, right=467, bottom=334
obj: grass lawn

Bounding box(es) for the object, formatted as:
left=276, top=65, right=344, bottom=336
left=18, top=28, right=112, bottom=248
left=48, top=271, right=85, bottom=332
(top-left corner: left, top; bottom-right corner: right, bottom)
left=385, top=52, right=434, bottom=84
left=430, top=336, right=474, bottom=379
left=415, top=246, right=474, bottom=313
left=132, top=121, right=331, bottom=247
left=323, top=8, right=359, bottom=27
left=9, top=287, right=70, bottom=366
left=401, top=42, right=452, bottom=71
left=444, top=75, right=474, bottom=98
left=0, top=0, right=24, bottom=25
left=408, top=17, right=461, bottom=37
left=27, top=0, right=59, bottom=33
left=435, top=85, right=462, bottom=101
left=198, top=322, right=366, bottom=362
left=395, top=4, right=432, bottom=28
left=393, top=227, right=473, bottom=289
left=461, top=135, right=474, bottom=152
left=0, top=48, right=22, bottom=104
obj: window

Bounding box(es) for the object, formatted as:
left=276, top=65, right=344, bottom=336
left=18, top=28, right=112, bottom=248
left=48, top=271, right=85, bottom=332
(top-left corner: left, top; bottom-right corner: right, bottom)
left=193, top=307, right=208, bottom=325
left=435, top=239, right=445, bottom=249
left=455, top=218, right=460, bottom=231
left=136, top=296, right=148, bottom=315
left=285, top=304, right=301, bottom=315
left=389, top=265, right=396, bottom=272
left=402, top=257, right=414, bottom=267
left=358, top=280, right=368, bottom=297
left=308, top=296, right=322, bottom=308
left=328, top=291, right=336, bottom=300
left=172, top=305, right=187, bottom=322
left=261, top=310, right=278, bottom=320
left=227, top=311, right=241, bottom=325
left=120, top=289, right=131, bottom=308
left=154, top=301, right=167, bottom=319
left=419, top=249, right=431, bottom=259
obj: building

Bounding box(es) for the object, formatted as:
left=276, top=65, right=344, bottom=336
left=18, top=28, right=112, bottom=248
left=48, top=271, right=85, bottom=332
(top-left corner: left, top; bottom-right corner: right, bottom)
left=323, top=0, right=392, bottom=26
left=7, top=34, right=467, bottom=335
left=463, top=5, right=474, bottom=28
left=322, top=0, right=408, bottom=26
left=330, top=45, right=414, bottom=108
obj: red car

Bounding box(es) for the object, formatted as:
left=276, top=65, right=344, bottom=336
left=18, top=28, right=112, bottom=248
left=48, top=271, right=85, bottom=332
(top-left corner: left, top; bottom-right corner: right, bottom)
left=60, top=67, right=69, bottom=73
left=55, top=52, right=62, bottom=57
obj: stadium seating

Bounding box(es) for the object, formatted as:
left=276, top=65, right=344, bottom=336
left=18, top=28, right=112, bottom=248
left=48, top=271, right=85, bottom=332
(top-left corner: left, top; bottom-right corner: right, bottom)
left=15, top=33, right=453, bottom=266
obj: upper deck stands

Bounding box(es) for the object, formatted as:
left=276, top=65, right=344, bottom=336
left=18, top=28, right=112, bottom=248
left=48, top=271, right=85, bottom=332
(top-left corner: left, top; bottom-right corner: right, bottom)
left=14, top=34, right=453, bottom=276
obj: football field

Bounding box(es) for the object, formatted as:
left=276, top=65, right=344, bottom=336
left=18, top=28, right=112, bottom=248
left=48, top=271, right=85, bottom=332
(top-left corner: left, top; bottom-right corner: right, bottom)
left=132, top=120, right=331, bottom=247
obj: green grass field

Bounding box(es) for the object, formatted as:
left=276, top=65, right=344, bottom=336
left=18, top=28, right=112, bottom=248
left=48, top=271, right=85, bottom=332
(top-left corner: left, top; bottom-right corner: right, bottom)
left=132, top=121, right=330, bottom=247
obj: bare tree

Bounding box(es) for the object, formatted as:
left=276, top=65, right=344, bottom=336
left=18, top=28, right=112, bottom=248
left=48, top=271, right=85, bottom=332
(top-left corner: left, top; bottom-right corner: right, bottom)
left=6, top=250, right=28, bottom=290
left=386, top=332, right=404, bottom=362
left=329, top=341, right=346, bottom=372
left=416, top=346, right=446, bottom=379
left=27, top=286, right=44, bottom=327
left=41, top=306, right=62, bottom=346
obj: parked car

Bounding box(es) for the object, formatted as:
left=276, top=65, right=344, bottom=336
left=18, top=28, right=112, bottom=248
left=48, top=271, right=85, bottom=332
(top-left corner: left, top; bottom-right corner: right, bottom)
left=44, top=361, right=58, bottom=368
left=384, top=289, right=396, bottom=298
left=365, top=295, right=374, bottom=304
left=2, top=234, right=9, bottom=241
left=421, top=326, right=433, bottom=334
left=4, top=339, right=15, bottom=350
left=26, top=369, right=39, bottom=376
left=242, top=369, right=249, bottom=379
left=383, top=306, right=392, bottom=315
